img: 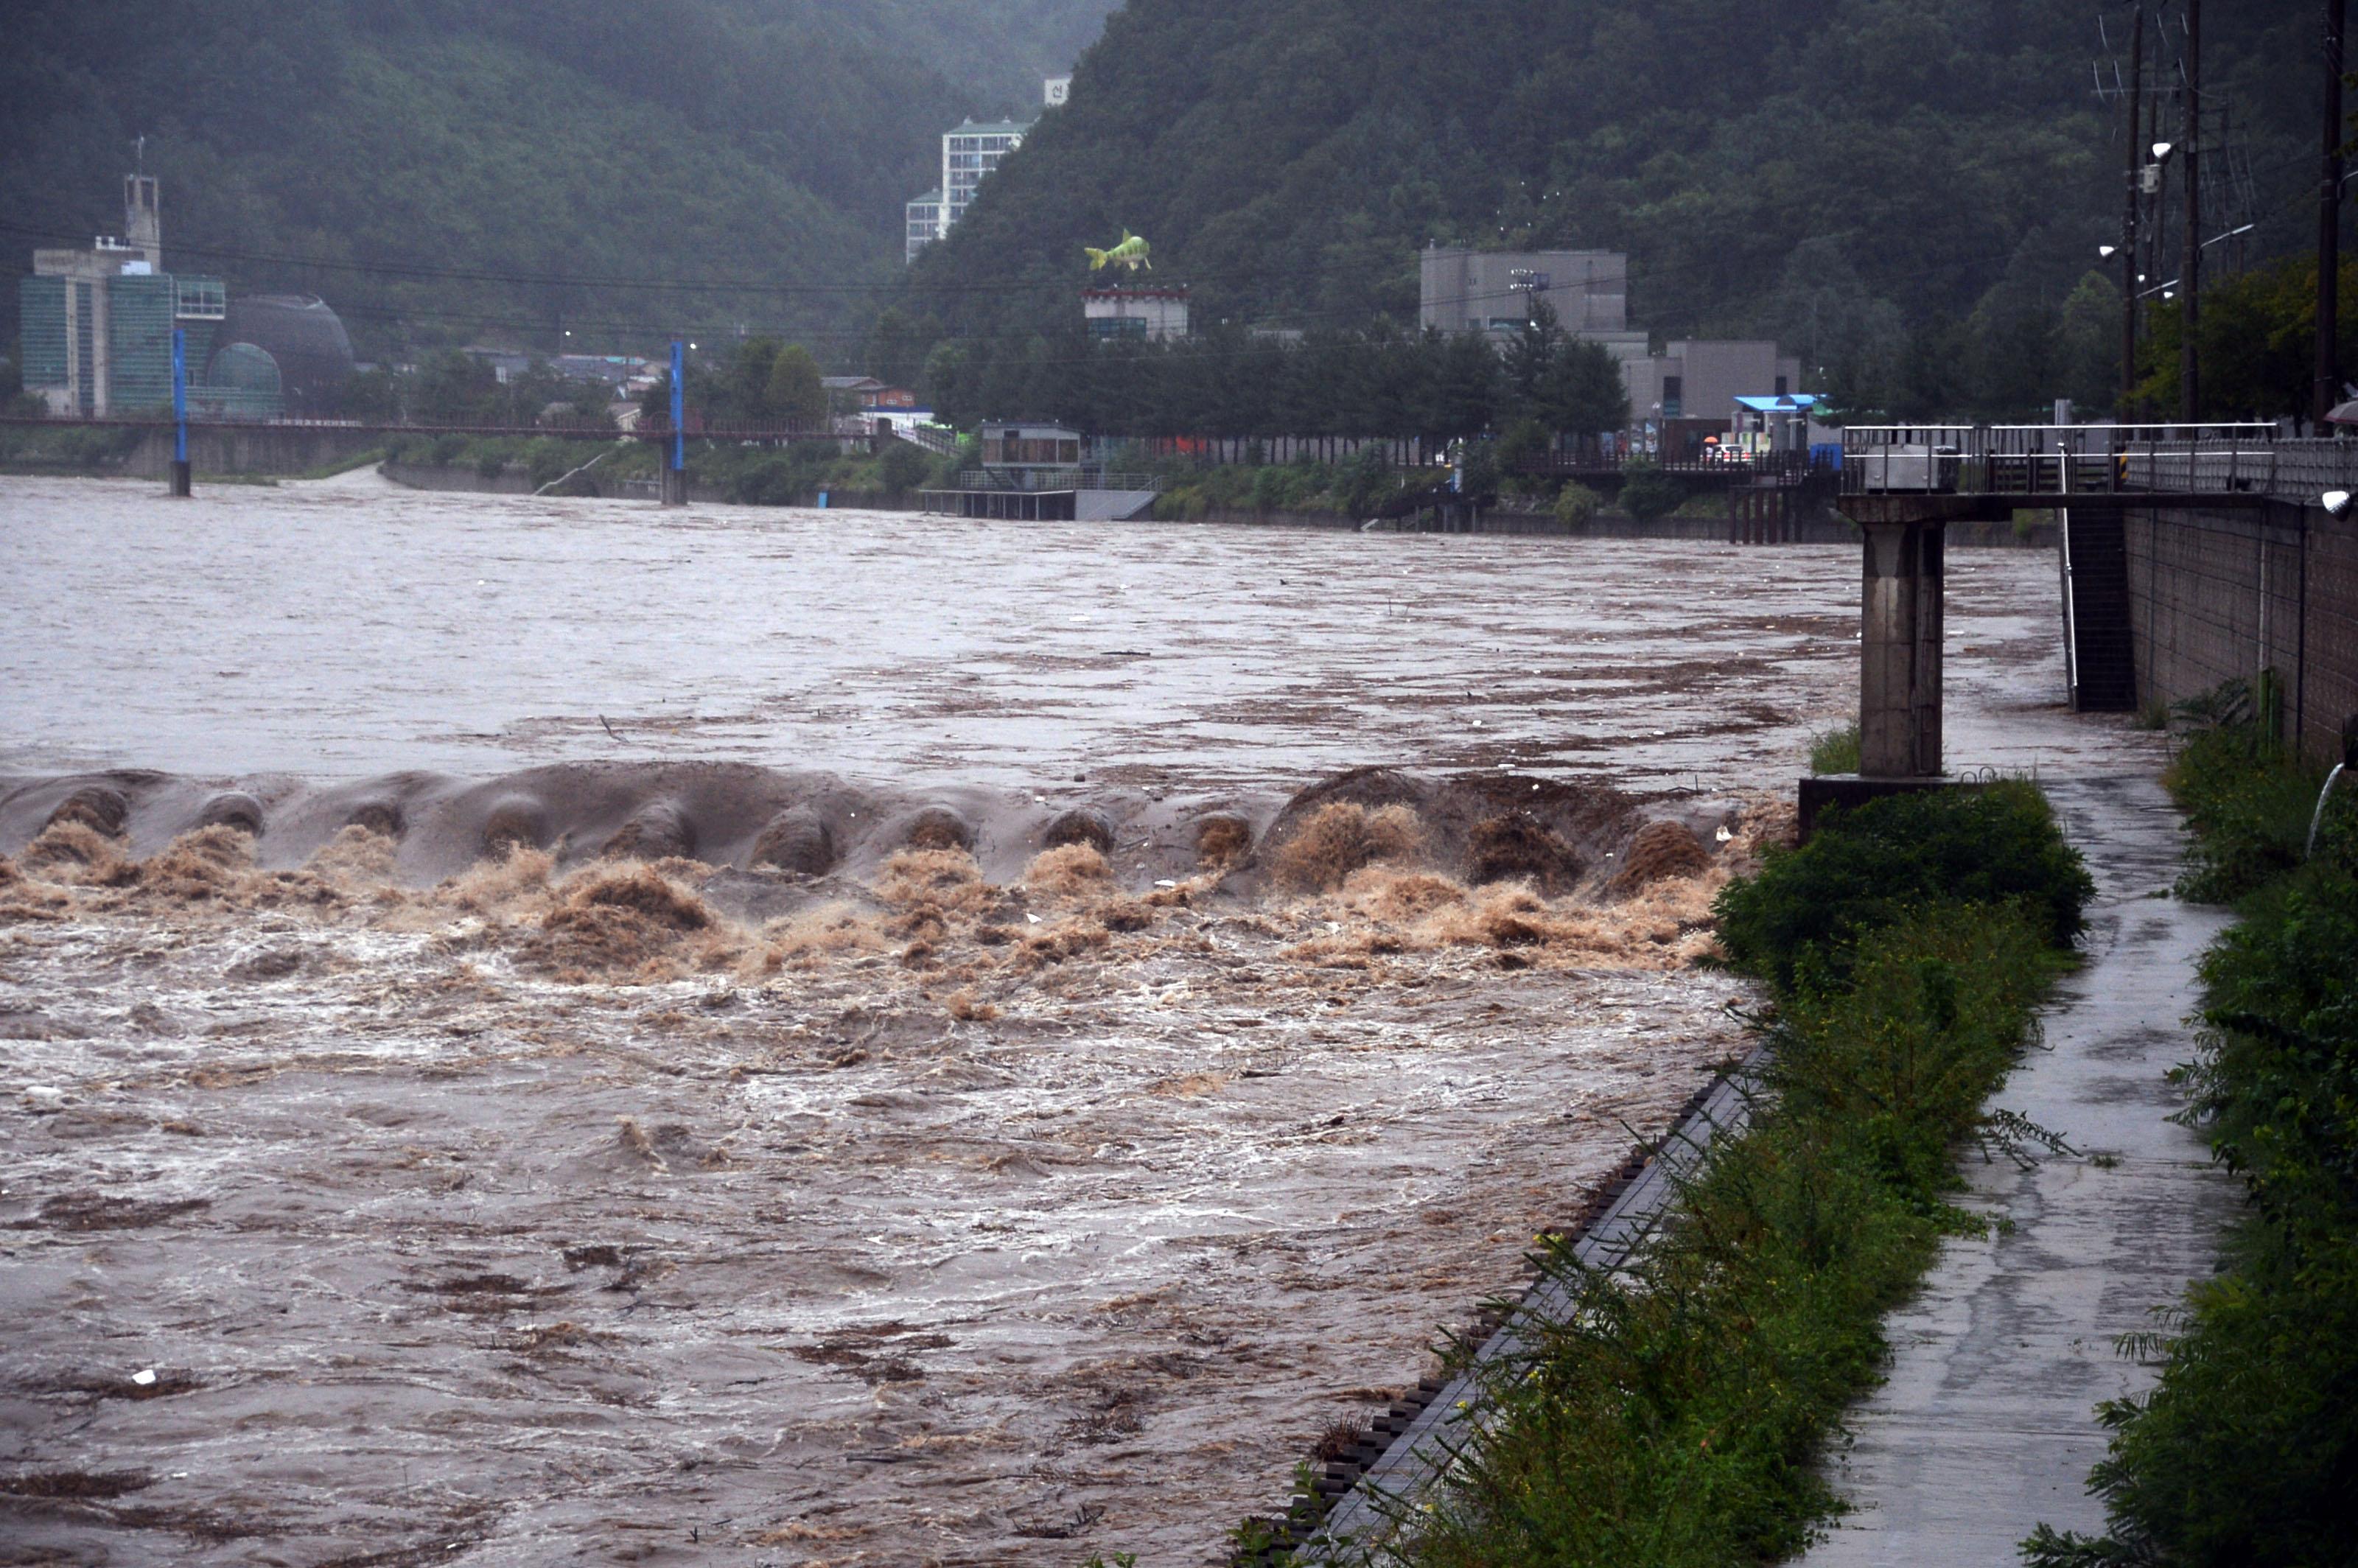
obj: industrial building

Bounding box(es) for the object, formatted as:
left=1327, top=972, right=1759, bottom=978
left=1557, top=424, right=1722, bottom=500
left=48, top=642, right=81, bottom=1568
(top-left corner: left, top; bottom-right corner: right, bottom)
left=1083, top=284, right=1189, bottom=342
left=17, top=174, right=351, bottom=419
left=1417, top=243, right=1813, bottom=444
left=211, top=294, right=353, bottom=416
left=1418, top=246, right=1645, bottom=360
left=1622, top=340, right=1802, bottom=424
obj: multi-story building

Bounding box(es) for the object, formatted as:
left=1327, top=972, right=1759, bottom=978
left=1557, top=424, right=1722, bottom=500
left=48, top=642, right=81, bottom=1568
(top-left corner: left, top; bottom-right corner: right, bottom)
left=905, top=78, right=1069, bottom=263
left=1416, top=244, right=1812, bottom=438
left=1622, top=340, right=1802, bottom=424
left=1418, top=246, right=1647, bottom=363
left=16, top=175, right=245, bottom=416
left=1083, top=284, right=1189, bottom=343
left=904, top=189, right=944, bottom=265
left=13, top=175, right=346, bottom=419
left=941, top=119, right=1027, bottom=231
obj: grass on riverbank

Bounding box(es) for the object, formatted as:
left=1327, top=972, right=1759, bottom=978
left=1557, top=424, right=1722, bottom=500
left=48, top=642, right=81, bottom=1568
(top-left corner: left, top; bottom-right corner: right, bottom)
left=1805, top=723, right=1859, bottom=777
left=1386, top=781, right=2090, bottom=1568
left=2023, top=717, right=2358, bottom=1567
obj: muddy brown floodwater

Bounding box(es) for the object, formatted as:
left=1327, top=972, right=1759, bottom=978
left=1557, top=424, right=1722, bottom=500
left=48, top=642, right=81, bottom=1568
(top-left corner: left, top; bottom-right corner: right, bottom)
left=0, top=475, right=2100, bottom=1565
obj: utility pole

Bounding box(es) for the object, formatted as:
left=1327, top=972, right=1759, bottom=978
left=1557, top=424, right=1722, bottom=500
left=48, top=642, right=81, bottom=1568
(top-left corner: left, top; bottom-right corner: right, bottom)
left=2180, top=0, right=2203, bottom=422
left=2123, top=3, right=2145, bottom=416
left=2320, top=0, right=2348, bottom=426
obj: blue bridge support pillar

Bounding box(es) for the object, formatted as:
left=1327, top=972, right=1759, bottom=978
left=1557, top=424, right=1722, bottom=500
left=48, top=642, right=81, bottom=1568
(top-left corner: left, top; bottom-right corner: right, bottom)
left=169, top=326, right=192, bottom=497
left=661, top=337, right=688, bottom=507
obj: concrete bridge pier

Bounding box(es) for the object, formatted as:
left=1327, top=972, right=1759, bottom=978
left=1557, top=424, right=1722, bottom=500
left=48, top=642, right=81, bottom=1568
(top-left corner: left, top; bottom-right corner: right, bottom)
left=1799, top=499, right=1968, bottom=836
left=1859, top=515, right=1945, bottom=777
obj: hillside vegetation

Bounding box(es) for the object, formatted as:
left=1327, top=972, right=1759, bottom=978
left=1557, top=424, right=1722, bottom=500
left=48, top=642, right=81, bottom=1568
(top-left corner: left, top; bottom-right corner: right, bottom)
left=903, top=0, right=2312, bottom=420
left=0, top=0, right=1116, bottom=360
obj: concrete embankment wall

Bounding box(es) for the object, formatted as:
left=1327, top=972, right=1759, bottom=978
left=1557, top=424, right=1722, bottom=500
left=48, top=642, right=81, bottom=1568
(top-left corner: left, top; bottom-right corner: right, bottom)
left=2128, top=499, right=2358, bottom=763
left=122, top=424, right=384, bottom=477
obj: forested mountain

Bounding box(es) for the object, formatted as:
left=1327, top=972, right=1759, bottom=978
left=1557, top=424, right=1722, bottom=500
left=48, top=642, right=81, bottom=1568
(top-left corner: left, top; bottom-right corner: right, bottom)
left=0, top=0, right=1118, bottom=360
left=901, top=0, right=2319, bottom=419
left=842, top=0, right=1120, bottom=119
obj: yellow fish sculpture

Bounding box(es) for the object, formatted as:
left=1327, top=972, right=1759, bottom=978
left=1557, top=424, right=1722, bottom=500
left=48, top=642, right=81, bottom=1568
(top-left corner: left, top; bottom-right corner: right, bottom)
left=1085, top=230, right=1152, bottom=271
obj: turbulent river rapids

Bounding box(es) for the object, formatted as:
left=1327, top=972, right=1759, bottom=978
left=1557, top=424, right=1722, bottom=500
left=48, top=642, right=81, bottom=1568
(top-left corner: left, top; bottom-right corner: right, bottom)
left=0, top=473, right=2112, bottom=1564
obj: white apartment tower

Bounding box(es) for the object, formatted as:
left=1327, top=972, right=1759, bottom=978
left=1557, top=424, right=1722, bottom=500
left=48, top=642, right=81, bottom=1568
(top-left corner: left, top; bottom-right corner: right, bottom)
left=905, top=78, right=1066, bottom=264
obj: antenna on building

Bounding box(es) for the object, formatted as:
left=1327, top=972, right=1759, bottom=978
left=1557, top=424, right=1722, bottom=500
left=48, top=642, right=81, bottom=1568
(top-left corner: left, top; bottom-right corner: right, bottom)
left=134, top=134, right=145, bottom=173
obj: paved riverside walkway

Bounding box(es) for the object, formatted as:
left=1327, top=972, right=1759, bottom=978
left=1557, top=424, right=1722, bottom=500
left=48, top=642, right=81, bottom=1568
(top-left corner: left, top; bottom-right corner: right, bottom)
left=1799, top=772, right=2236, bottom=1564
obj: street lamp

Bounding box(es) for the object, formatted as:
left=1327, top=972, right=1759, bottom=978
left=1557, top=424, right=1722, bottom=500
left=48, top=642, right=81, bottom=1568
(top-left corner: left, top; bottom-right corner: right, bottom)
left=2150, top=140, right=2174, bottom=161
left=2324, top=490, right=2353, bottom=518
left=2098, top=244, right=2118, bottom=259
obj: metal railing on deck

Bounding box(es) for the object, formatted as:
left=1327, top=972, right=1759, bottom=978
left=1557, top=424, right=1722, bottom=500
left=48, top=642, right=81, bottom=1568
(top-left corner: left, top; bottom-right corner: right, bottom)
left=1840, top=422, right=2279, bottom=497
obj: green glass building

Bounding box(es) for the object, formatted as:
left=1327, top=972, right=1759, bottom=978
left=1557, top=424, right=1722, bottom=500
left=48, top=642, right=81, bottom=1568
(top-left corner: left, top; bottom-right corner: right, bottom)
left=16, top=175, right=276, bottom=419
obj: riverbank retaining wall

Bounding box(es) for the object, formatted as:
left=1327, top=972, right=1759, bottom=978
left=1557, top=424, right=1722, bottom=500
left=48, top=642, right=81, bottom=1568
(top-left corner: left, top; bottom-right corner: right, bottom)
left=122, top=424, right=384, bottom=478
left=379, top=461, right=923, bottom=511
left=2127, top=499, right=2358, bottom=765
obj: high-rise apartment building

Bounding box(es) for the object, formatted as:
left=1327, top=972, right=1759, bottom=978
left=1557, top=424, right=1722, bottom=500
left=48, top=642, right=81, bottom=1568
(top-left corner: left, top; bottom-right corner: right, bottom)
left=942, top=119, right=1026, bottom=231
left=904, top=78, right=1068, bottom=263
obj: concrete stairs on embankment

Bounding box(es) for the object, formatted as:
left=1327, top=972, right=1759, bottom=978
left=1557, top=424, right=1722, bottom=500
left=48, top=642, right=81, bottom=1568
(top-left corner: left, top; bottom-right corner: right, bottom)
left=2063, top=508, right=2138, bottom=712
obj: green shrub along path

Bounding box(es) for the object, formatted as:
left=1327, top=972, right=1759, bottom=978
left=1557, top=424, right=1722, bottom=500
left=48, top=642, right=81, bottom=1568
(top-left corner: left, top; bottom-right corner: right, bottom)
left=1371, top=784, right=2096, bottom=1567
left=2022, top=721, right=2358, bottom=1567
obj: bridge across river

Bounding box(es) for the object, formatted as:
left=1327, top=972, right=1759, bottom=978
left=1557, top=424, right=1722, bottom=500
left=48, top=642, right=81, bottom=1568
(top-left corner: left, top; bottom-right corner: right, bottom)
left=1830, top=422, right=2312, bottom=776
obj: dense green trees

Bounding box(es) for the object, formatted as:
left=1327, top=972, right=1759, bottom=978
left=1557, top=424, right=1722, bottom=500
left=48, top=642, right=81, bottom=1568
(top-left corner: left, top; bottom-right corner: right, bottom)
left=401, top=349, right=609, bottom=427
left=0, top=0, right=1115, bottom=361
left=766, top=346, right=827, bottom=424
left=2, top=0, right=2321, bottom=425
left=922, top=317, right=1626, bottom=442
left=901, top=0, right=2309, bottom=422
left=636, top=336, right=834, bottom=427
left=2130, top=257, right=2358, bottom=424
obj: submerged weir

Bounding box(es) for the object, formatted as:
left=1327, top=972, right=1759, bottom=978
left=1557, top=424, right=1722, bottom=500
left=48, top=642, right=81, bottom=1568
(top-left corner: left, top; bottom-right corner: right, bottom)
left=0, top=475, right=2093, bottom=1562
